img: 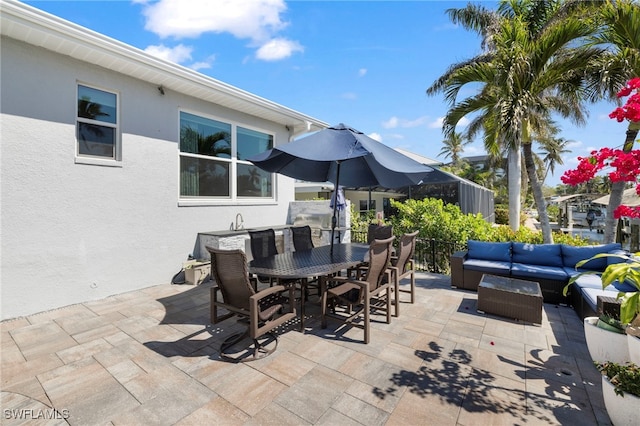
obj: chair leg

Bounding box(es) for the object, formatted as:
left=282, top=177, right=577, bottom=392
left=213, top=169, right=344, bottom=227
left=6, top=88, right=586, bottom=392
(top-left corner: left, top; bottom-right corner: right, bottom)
left=364, top=294, right=370, bottom=344
left=321, top=287, right=328, bottom=329
left=386, top=286, right=391, bottom=324
left=410, top=271, right=416, bottom=304
left=393, top=270, right=400, bottom=317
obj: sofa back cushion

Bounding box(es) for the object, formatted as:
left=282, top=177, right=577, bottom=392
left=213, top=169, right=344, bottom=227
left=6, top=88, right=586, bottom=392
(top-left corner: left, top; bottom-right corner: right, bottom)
left=561, top=243, right=622, bottom=271
left=467, top=240, right=511, bottom=262
left=512, top=243, right=563, bottom=267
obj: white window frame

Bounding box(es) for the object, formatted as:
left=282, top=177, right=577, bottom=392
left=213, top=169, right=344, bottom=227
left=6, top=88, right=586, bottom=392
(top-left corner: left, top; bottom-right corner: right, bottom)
left=178, top=109, right=276, bottom=206
left=75, top=82, right=121, bottom=167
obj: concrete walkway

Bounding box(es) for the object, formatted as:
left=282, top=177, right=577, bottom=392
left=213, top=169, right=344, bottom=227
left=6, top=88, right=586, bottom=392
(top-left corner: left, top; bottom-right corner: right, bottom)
left=1, top=273, right=610, bottom=425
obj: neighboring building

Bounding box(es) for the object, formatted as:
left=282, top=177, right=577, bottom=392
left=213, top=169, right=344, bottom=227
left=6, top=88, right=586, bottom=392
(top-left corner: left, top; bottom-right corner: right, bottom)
left=0, top=1, right=327, bottom=319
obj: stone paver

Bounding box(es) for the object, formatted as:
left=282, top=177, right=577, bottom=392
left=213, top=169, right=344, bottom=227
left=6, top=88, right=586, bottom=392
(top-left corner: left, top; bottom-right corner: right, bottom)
left=0, top=272, right=611, bottom=425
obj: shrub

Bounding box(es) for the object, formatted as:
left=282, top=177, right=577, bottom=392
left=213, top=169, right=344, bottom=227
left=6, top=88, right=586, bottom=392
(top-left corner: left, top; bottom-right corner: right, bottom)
left=597, top=362, right=640, bottom=397
left=388, top=198, right=589, bottom=247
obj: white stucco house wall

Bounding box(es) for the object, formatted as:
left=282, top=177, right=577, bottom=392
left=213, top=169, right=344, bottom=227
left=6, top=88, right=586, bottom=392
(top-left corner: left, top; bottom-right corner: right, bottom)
left=0, top=0, right=327, bottom=320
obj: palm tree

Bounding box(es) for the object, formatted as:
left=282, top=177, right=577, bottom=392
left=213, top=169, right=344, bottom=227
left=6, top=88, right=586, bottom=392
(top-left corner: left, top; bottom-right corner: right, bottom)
left=538, top=135, right=571, bottom=184
left=427, top=0, right=600, bottom=243
left=438, top=132, right=469, bottom=166
left=582, top=0, right=640, bottom=243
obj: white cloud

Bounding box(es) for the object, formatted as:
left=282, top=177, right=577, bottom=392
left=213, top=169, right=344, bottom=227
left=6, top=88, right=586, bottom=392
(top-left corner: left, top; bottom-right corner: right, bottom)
left=140, top=0, right=302, bottom=61
left=358, top=68, right=367, bottom=77
left=429, top=116, right=470, bottom=129
left=382, top=116, right=429, bottom=129
left=382, top=117, right=399, bottom=129
left=144, top=43, right=193, bottom=63
left=143, top=0, right=287, bottom=39
left=566, top=140, right=583, bottom=150
left=368, top=132, right=382, bottom=142
left=429, top=117, right=444, bottom=129
left=191, top=61, right=213, bottom=71
left=341, top=92, right=357, bottom=100
left=256, top=38, right=303, bottom=61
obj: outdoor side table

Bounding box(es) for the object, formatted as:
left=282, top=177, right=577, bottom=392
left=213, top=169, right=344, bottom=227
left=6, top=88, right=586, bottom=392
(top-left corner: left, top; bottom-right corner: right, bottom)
left=597, top=295, right=621, bottom=320
left=477, top=274, right=543, bottom=324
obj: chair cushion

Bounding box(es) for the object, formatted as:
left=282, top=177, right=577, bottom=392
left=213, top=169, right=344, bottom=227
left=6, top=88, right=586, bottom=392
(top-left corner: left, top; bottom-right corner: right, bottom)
left=581, top=287, right=610, bottom=313
left=463, top=259, right=511, bottom=275
left=510, top=263, right=569, bottom=282
left=561, top=243, right=622, bottom=271
left=512, top=243, right=563, bottom=267
left=607, top=249, right=629, bottom=266
left=570, top=273, right=604, bottom=290
left=467, top=240, right=511, bottom=262
left=608, top=279, right=639, bottom=293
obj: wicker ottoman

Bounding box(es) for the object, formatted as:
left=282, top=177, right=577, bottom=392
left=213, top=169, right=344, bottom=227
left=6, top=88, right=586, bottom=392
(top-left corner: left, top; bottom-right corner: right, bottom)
left=477, top=274, right=543, bottom=324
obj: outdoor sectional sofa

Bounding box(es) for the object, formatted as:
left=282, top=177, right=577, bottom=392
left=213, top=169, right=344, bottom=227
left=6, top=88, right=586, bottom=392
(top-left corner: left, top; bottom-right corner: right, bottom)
left=450, top=240, right=637, bottom=318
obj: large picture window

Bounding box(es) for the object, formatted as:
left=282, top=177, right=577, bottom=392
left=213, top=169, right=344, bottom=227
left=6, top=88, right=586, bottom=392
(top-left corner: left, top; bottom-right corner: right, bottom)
left=179, top=112, right=274, bottom=199
left=76, top=84, right=118, bottom=160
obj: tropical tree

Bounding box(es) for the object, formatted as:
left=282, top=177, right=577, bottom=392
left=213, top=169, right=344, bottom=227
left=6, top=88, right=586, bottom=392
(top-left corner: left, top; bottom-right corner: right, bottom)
left=427, top=0, right=600, bottom=243
left=537, top=134, right=571, bottom=184
left=438, top=132, right=469, bottom=166
left=581, top=0, right=640, bottom=243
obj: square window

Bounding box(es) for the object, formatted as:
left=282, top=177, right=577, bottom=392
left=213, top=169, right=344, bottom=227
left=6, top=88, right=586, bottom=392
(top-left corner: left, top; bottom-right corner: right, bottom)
left=179, top=111, right=274, bottom=200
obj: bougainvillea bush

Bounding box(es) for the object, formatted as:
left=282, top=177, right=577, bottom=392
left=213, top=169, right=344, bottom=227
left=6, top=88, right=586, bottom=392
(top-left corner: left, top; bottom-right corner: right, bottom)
left=561, top=78, right=640, bottom=219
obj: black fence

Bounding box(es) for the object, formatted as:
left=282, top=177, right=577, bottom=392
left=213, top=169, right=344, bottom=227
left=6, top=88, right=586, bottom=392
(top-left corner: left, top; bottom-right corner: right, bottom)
left=350, top=230, right=466, bottom=274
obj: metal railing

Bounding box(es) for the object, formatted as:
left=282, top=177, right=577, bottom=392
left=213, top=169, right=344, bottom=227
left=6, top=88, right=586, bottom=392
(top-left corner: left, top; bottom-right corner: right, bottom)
left=350, top=230, right=466, bottom=274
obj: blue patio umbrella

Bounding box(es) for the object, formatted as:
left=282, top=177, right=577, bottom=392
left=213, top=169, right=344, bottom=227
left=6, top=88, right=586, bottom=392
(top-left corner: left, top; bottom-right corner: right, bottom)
left=248, top=123, right=434, bottom=251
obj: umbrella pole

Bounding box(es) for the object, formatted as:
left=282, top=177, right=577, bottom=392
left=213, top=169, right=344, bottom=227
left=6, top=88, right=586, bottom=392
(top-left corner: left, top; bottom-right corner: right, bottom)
left=330, top=162, right=342, bottom=255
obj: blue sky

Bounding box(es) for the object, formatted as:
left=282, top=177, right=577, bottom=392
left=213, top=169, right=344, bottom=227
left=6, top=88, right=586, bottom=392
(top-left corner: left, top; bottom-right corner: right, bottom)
left=26, top=0, right=629, bottom=187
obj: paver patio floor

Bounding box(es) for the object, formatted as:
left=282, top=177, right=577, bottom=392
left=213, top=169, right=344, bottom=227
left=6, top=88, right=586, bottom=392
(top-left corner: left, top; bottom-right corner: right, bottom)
left=1, top=272, right=611, bottom=425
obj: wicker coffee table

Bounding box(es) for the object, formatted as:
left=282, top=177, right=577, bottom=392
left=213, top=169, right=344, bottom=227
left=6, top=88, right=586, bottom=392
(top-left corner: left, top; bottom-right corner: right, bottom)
left=477, top=274, right=543, bottom=324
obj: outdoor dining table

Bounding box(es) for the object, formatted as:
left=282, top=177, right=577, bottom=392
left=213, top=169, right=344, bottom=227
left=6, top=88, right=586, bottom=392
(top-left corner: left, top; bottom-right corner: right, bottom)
left=248, top=243, right=369, bottom=331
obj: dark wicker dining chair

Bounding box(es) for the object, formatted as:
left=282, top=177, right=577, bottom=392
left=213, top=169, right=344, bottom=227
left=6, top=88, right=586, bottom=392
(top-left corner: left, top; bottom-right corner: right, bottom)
left=367, top=224, right=393, bottom=244
left=321, top=236, right=395, bottom=344
left=390, top=231, right=419, bottom=309
left=290, top=225, right=320, bottom=297
left=249, top=229, right=278, bottom=287
left=206, top=246, right=296, bottom=363
left=291, top=225, right=314, bottom=251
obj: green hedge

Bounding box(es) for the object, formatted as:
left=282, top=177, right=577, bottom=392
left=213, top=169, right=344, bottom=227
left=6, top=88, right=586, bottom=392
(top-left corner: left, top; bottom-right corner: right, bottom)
left=388, top=198, right=590, bottom=246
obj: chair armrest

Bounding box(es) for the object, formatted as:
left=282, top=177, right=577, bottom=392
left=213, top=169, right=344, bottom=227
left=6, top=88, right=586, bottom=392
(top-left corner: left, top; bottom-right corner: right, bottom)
left=250, top=284, right=289, bottom=301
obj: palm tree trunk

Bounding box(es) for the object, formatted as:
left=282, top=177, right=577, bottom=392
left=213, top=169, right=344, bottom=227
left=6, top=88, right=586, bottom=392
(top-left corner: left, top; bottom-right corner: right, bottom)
left=508, top=147, right=521, bottom=231
left=603, top=126, right=639, bottom=243
left=523, top=143, right=553, bottom=243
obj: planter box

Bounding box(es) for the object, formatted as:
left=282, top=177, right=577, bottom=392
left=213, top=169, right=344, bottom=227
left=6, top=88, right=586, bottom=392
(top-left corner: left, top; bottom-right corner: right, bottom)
left=183, top=260, right=211, bottom=285
left=629, top=333, right=640, bottom=366
left=602, top=375, right=640, bottom=426
left=584, top=317, right=630, bottom=364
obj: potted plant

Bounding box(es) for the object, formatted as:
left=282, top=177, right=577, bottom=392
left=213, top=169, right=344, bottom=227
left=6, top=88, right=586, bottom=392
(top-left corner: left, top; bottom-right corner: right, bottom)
left=596, top=361, right=640, bottom=426
left=563, top=251, right=640, bottom=364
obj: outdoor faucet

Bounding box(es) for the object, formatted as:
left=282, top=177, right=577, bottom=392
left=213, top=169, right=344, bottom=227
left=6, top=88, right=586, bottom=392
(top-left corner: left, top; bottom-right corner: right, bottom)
left=235, top=213, right=244, bottom=231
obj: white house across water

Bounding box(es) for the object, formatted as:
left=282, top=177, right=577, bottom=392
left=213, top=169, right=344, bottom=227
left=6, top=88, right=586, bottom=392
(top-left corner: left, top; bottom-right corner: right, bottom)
left=0, top=0, right=327, bottom=320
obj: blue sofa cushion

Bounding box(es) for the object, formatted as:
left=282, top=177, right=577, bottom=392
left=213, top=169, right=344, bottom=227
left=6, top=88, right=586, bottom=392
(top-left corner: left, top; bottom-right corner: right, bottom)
left=512, top=243, right=563, bottom=267
left=607, top=249, right=630, bottom=266
left=609, top=279, right=639, bottom=293
left=561, top=243, right=622, bottom=271
left=581, top=287, right=609, bottom=314
left=570, top=273, right=604, bottom=290
left=463, top=259, right=511, bottom=276
left=467, top=240, right=511, bottom=262
left=511, top=263, right=569, bottom=282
